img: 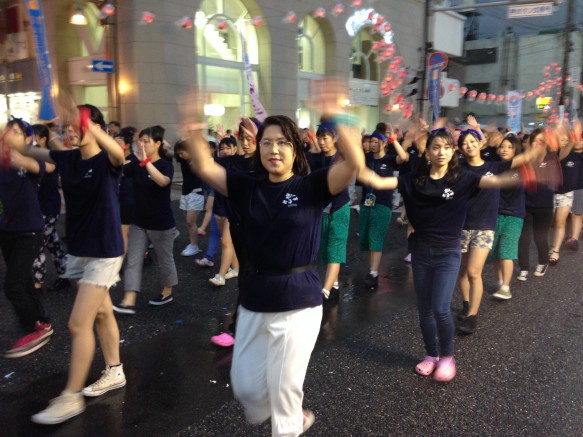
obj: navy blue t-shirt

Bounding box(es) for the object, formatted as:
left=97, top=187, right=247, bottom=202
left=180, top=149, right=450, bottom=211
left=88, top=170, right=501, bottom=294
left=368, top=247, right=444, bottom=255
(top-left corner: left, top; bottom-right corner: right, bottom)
left=0, top=163, right=45, bottom=232
left=177, top=156, right=204, bottom=195
left=37, top=168, right=61, bottom=216
left=481, top=146, right=500, bottom=162
left=50, top=149, right=123, bottom=257
left=124, top=157, right=175, bottom=230
left=463, top=160, right=512, bottom=230
left=397, top=145, right=420, bottom=175
left=363, top=154, right=398, bottom=207
left=498, top=167, right=526, bottom=218
left=558, top=150, right=583, bottom=193
left=119, top=154, right=138, bottom=207
left=525, top=152, right=557, bottom=208
left=398, top=171, right=482, bottom=248
left=308, top=152, right=350, bottom=213
left=227, top=169, right=333, bottom=312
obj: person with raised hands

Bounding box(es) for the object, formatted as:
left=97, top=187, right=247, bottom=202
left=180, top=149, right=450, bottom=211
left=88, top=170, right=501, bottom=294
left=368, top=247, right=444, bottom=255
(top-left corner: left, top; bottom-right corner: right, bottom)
left=113, top=125, right=179, bottom=313
left=12, top=104, right=127, bottom=424
left=180, top=79, right=364, bottom=436
left=0, top=118, right=52, bottom=359
left=354, top=127, right=538, bottom=382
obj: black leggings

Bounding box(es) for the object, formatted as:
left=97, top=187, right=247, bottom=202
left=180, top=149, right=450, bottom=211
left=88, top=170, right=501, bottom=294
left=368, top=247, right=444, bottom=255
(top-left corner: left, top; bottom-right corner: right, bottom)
left=518, top=207, right=553, bottom=270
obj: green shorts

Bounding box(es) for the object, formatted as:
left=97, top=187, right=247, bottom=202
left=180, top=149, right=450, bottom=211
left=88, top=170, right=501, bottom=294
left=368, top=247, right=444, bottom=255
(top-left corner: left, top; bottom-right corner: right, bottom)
left=320, top=203, right=350, bottom=264
left=489, top=214, right=524, bottom=261
left=358, top=203, right=392, bottom=252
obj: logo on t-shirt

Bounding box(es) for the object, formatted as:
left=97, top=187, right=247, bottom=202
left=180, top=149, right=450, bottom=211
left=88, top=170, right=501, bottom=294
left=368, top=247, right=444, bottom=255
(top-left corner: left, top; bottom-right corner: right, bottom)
left=380, top=164, right=387, bottom=170
left=282, top=193, right=299, bottom=207
left=483, top=152, right=490, bottom=156
left=566, top=161, right=575, bottom=167
left=484, top=171, right=494, bottom=177
left=17, top=167, right=27, bottom=178
left=442, top=188, right=454, bottom=200
left=539, top=162, right=547, bottom=168
left=84, top=169, right=94, bottom=179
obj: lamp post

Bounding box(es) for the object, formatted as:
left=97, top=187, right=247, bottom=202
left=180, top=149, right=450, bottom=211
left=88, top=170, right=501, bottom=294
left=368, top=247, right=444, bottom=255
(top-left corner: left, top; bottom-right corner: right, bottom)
left=103, top=1, right=119, bottom=123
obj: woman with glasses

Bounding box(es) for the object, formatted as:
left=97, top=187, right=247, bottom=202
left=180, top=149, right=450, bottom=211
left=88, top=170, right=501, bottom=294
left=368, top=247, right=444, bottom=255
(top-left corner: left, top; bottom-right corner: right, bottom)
left=359, top=128, right=540, bottom=382
left=182, top=81, right=364, bottom=434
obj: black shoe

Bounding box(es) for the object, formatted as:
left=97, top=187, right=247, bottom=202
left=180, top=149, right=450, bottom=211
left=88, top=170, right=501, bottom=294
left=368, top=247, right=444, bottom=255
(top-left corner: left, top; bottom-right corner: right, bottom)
left=363, top=273, right=378, bottom=288
left=457, top=315, right=477, bottom=334
left=456, top=301, right=469, bottom=321
left=48, top=278, right=71, bottom=292
left=113, top=303, right=136, bottom=315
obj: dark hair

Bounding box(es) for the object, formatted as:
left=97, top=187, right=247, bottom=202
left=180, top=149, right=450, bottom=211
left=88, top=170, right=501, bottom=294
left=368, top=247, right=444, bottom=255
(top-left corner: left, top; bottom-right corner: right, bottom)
left=118, top=126, right=135, bottom=146
left=500, top=133, right=522, bottom=154
left=108, top=120, right=121, bottom=128
left=218, top=136, right=238, bottom=149
left=316, top=124, right=336, bottom=139
left=8, top=117, right=33, bottom=139
left=375, top=122, right=387, bottom=133
left=457, top=129, right=482, bottom=149
left=238, top=117, right=261, bottom=139
left=253, top=115, right=309, bottom=177
left=32, top=124, right=50, bottom=143
left=415, top=129, right=461, bottom=189
left=139, top=125, right=166, bottom=158
left=529, top=128, right=544, bottom=146
left=521, top=133, right=531, bottom=144
left=78, top=104, right=106, bottom=130
left=174, top=139, right=188, bottom=154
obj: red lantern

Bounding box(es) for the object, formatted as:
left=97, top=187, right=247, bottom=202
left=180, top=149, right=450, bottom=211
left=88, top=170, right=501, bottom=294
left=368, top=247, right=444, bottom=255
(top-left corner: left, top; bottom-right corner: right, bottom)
left=252, top=16, right=262, bottom=27
left=141, top=11, right=155, bottom=24
left=395, top=94, right=404, bottom=104
left=101, top=3, right=115, bottom=17
left=384, top=24, right=392, bottom=33
left=468, top=90, right=478, bottom=100
left=352, top=0, right=363, bottom=7
left=459, top=86, right=468, bottom=95
left=448, top=83, right=457, bottom=92
left=331, top=4, right=345, bottom=16
left=283, top=11, right=296, bottom=24
left=478, top=92, right=487, bottom=100
left=217, top=20, right=228, bottom=30
left=314, top=8, right=326, bottom=18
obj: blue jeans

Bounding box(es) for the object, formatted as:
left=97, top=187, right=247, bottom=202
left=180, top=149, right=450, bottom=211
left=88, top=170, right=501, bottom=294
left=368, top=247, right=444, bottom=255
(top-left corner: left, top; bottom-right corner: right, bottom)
left=205, top=214, right=220, bottom=262
left=411, top=241, right=461, bottom=357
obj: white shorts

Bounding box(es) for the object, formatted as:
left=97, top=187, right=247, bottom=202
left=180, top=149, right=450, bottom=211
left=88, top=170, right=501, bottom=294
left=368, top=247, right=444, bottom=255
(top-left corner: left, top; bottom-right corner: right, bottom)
left=554, top=192, right=574, bottom=209
left=64, top=255, right=124, bottom=288
left=179, top=190, right=204, bottom=211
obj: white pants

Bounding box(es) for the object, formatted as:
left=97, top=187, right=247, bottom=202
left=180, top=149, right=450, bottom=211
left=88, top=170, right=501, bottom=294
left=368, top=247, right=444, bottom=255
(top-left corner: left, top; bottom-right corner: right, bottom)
left=231, top=305, right=323, bottom=437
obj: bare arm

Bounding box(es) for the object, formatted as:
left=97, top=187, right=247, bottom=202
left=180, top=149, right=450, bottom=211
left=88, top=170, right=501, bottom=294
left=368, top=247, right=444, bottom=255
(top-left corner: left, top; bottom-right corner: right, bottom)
left=355, top=166, right=399, bottom=191
left=186, top=128, right=228, bottom=196
left=9, top=149, right=42, bottom=174
left=393, top=138, right=409, bottom=164
left=479, top=171, right=521, bottom=190
left=89, top=122, right=125, bottom=167
left=47, top=133, right=69, bottom=151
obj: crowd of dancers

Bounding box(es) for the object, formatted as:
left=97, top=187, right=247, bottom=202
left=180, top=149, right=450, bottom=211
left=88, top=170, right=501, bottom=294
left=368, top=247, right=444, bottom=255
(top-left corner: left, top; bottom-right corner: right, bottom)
left=0, top=79, right=581, bottom=435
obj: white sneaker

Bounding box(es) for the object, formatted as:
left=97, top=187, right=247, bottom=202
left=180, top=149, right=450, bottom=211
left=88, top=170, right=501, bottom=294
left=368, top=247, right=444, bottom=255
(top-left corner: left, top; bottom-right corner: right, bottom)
left=533, top=263, right=548, bottom=277
left=31, top=391, right=85, bottom=425
left=517, top=270, right=528, bottom=281
left=82, top=364, right=126, bottom=397
left=332, top=281, right=339, bottom=290
left=224, top=268, right=239, bottom=280
left=209, top=274, right=225, bottom=286
left=181, top=244, right=202, bottom=257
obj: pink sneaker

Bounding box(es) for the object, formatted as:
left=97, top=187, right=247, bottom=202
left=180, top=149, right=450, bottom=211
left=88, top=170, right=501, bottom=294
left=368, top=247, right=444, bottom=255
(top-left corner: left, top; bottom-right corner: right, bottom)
left=415, top=356, right=439, bottom=376
left=433, top=356, right=456, bottom=382
left=5, top=323, right=53, bottom=358
left=210, top=332, right=235, bottom=347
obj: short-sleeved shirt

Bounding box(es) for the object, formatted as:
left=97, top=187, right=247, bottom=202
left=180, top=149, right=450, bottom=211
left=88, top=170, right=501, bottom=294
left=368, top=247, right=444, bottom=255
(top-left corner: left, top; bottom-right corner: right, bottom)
left=177, top=156, right=204, bottom=195
left=38, top=167, right=61, bottom=216
left=123, top=157, right=175, bottom=230
left=397, top=145, right=420, bottom=175
left=50, top=149, right=123, bottom=257
left=307, top=152, right=350, bottom=213
left=463, top=160, right=512, bottom=230
left=481, top=146, right=500, bottom=162
left=498, top=167, right=526, bottom=218
left=0, top=163, right=45, bottom=232
left=558, top=150, right=583, bottom=194
left=398, top=171, right=482, bottom=248
left=362, top=154, right=398, bottom=207
left=525, top=152, right=556, bottom=208
left=226, top=169, right=333, bottom=312
left=119, top=154, right=138, bottom=207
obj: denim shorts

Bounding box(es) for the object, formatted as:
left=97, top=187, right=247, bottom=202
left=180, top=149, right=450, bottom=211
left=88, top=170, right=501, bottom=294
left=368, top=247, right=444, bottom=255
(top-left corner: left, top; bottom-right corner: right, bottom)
left=554, top=192, right=574, bottom=209
left=64, top=255, right=124, bottom=288
left=461, top=229, right=495, bottom=252
left=179, top=190, right=204, bottom=211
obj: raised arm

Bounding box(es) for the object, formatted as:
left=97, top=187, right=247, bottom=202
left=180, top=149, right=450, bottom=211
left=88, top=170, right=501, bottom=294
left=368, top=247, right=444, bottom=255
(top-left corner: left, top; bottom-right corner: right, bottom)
left=88, top=122, right=125, bottom=167
left=134, top=141, right=171, bottom=187
left=3, top=128, right=54, bottom=165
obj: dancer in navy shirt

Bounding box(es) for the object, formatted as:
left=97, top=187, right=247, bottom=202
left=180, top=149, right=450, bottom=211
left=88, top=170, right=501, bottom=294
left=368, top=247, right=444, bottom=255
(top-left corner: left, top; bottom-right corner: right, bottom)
left=182, top=81, right=364, bottom=435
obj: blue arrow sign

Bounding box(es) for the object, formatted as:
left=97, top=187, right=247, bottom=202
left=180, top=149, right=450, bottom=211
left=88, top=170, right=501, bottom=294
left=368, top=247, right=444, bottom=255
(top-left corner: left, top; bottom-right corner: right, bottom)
left=92, top=59, right=114, bottom=73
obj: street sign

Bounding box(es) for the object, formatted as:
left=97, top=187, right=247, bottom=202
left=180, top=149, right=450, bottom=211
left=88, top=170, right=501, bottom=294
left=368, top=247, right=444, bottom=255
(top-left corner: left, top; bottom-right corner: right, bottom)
left=92, top=59, right=114, bottom=73
left=427, top=52, right=448, bottom=71
left=508, top=3, right=553, bottom=18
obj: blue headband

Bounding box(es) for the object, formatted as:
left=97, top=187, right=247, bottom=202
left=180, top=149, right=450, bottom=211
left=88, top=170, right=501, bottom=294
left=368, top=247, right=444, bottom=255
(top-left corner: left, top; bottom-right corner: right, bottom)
left=371, top=132, right=387, bottom=142
left=10, top=116, right=33, bottom=137
left=316, top=123, right=337, bottom=139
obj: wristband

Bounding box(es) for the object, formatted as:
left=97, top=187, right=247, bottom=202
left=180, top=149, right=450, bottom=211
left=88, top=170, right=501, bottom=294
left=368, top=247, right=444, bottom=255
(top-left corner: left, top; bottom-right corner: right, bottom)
left=139, top=157, right=152, bottom=167
left=367, top=171, right=375, bottom=186
left=329, top=113, right=360, bottom=129
left=185, top=122, right=208, bottom=132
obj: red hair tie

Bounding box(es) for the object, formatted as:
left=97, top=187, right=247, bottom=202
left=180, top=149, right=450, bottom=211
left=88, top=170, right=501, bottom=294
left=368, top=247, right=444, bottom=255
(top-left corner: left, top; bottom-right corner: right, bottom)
left=79, top=107, right=90, bottom=136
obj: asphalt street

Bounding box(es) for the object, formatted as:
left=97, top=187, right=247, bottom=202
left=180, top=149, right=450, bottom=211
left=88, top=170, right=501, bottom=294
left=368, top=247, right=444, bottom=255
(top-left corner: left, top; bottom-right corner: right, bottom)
left=0, top=187, right=582, bottom=436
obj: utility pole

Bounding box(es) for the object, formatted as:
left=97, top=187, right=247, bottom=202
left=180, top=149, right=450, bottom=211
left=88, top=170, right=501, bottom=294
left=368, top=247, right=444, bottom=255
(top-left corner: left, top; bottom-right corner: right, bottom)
left=558, top=0, right=575, bottom=112
left=418, top=0, right=430, bottom=116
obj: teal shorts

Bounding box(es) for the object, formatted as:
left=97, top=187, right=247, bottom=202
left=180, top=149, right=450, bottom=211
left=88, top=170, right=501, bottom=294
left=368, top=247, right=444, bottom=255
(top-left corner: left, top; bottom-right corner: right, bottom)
left=358, top=203, right=392, bottom=252
left=489, top=214, right=524, bottom=261
left=320, top=203, right=350, bottom=264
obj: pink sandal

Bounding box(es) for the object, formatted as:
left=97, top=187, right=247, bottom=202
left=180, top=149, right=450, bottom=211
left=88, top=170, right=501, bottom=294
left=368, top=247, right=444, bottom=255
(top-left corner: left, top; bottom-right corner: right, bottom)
left=415, top=356, right=439, bottom=376
left=210, top=332, right=235, bottom=347
left=433, top=356, right=456, bottom=382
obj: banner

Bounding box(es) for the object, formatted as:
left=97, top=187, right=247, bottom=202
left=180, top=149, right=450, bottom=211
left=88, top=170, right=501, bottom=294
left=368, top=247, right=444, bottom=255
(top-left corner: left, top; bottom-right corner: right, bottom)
left=506, top=90, right=522, bottom=133
left=24, top=0, right=56, bottom=121
left=428, top=65, right=441, bottom=121
left=238, top=23, right=267, bottom=122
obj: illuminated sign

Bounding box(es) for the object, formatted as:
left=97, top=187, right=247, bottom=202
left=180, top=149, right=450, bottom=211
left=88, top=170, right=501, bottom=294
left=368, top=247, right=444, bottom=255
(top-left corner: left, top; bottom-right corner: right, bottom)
left=536, top=96, right=552, bottom=110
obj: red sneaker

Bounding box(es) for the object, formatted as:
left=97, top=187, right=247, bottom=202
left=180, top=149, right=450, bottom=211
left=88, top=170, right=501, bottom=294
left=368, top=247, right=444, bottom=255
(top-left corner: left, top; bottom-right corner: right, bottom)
left=5, top=323, right=53, bottom=358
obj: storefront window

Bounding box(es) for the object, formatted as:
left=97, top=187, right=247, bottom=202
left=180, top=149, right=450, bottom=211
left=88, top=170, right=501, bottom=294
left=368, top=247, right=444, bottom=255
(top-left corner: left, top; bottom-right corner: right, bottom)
left=195, top=0, right=260, bottom=129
